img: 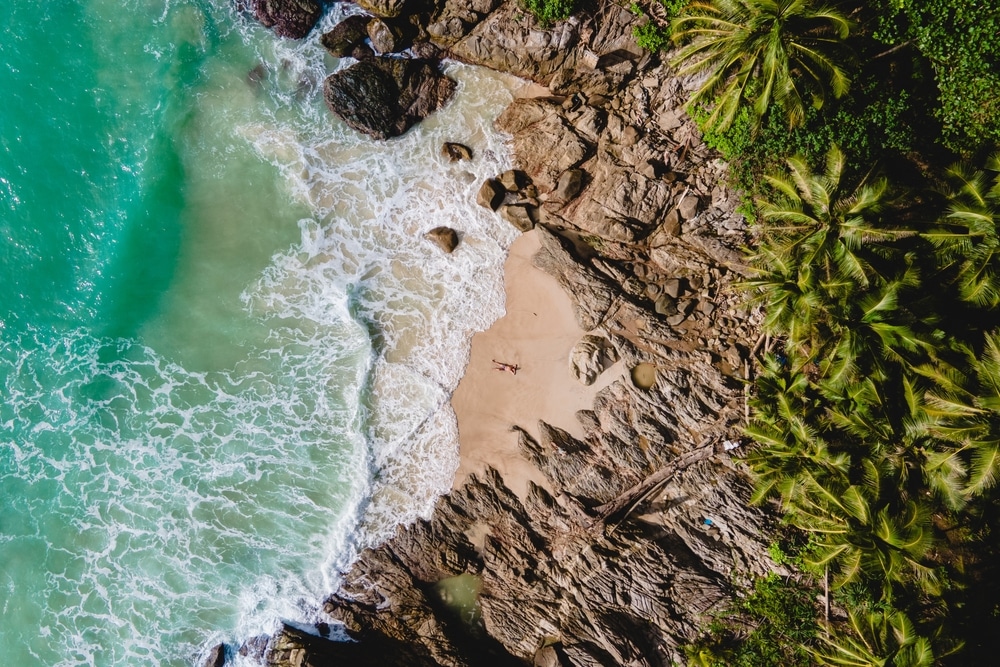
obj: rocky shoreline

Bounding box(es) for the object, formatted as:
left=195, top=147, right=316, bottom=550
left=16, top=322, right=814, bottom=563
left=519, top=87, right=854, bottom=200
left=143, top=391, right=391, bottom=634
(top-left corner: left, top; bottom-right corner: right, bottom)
left=231, top=2, right=781, bottom=665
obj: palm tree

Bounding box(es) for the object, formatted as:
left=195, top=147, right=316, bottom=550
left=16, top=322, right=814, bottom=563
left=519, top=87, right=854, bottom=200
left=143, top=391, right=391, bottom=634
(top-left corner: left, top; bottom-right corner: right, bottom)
left=924, top=329, right=1000, bottom=498
left=745, top=147, right=923, bottom=374
left=815, top=608, right=934, bottom=667
left=671, top=0, right=853, bottom=131
left=746, top=354, right=853, bottom=503
left=788, top=460, right=937, bottom=596
left=922, top=155, right=1000, bottom=308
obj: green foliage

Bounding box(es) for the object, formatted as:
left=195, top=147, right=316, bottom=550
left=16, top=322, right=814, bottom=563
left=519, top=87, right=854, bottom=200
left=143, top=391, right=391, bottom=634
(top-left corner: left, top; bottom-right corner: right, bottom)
left=694, top=74, right=930, bottom=211
left=735, top=148, right=1000, bottom=663
left=815, top=608, right=936, bottom=667
left=671, top=0, right=853, bottom=132
left=633, top=21, right=672, bottom=52
left=520, top=0, right=576, bottom=25
left=630, top=1, right=689, bottom=52
left=684, top=574, right=819, bottom=667
left=869, top=0, right=1000, bottom=154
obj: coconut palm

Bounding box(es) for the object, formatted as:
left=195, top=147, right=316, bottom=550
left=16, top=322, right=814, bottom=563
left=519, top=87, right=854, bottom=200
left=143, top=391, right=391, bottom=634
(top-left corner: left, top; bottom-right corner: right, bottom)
left=815, top=608, right=934, bottom=667
left=825, top=373, right=970, bottom=511
left=746, top=147, right=924, bottom=373
left=782, top=456, right=937, bottom=596
left=924, top=329, right=1000, bottom=498
left=671, top=0, right=853, bottom=131
left=746, top=354, right=852, bottom=503
left=922, top=155, right=1000, bottom=308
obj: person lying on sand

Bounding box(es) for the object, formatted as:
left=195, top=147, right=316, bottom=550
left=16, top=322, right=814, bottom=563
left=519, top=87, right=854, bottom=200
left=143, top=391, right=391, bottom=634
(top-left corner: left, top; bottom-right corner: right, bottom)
left=491, top=359, right=519, bottom=375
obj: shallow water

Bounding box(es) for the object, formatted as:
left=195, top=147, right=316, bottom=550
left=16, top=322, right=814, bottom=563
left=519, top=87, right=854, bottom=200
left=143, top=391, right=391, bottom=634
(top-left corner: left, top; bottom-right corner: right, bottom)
left=0, top=1, right=519, bottom=664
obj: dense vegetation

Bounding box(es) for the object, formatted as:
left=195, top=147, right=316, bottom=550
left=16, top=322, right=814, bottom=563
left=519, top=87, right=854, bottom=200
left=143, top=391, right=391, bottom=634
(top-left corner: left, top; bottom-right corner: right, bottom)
left=521, top=0, right=577, bottom=25
left=631, top=0, right=1000, bottom=664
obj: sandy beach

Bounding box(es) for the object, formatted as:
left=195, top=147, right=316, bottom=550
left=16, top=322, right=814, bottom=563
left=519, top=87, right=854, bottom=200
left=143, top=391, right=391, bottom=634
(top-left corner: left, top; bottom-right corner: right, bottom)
left=450, top=228, right=622, bottom=498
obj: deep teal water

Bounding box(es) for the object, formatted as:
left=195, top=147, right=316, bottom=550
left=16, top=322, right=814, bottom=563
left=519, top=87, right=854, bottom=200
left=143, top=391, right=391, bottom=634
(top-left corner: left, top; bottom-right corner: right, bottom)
left=0, top=1, right=518, bottom=665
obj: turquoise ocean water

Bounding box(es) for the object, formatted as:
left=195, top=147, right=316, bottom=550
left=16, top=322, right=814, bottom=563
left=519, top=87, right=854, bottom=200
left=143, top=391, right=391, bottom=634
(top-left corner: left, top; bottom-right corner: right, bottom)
left=0, top=1, right=517, bottom=664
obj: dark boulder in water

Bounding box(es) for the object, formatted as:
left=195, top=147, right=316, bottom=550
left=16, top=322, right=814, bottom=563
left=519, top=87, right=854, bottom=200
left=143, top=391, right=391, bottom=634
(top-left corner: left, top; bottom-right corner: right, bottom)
left=251, top=0, right=323, bottom=39
left=320, top=14, right=371, bottom=57
left=199, top=643, right=226, bottom=667
left=441, top=142, right=473, bottom=162
left=323, top=58, right=457, bottom=140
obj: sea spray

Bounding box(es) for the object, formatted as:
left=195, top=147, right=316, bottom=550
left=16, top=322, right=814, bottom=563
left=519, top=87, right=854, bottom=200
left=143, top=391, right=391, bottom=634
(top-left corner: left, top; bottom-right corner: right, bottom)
left=0, top=0, right=522, bottom=664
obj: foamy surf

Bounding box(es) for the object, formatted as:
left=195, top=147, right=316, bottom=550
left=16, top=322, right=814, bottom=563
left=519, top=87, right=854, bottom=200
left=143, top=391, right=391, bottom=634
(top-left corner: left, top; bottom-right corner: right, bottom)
left=245, top=58, right=524, bottom=544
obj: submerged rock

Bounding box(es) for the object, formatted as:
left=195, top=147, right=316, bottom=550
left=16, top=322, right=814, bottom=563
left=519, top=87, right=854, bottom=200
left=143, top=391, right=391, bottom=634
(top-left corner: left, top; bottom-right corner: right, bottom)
left=442, top=142, right=474, bottom=162
left=425, top=226, right=460, bottom=253
left=323, top=58, right=457, bottom=139
left=251, top=0, right=322, bottom=39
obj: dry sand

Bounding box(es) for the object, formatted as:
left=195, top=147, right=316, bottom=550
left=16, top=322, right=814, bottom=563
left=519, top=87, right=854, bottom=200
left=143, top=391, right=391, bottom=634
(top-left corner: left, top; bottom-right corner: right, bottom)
left=451, top=229, right=622, bottom=498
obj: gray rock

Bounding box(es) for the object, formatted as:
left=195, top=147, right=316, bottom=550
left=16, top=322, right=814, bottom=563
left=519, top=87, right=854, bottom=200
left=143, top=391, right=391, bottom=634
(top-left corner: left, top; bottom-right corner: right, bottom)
left=570, top=335, right=619, bottom=385
left=367, top=18, right=403, bottom=54
left=425, top=226, right=459, bottom=253
left=551, top=168, right=584, bottom=203
left=477, top=178, right=506, bottom=210
left=663, top=278, right=681, bottom=299
left=677, top=193, right=701, bottom=220
left=654, top=294, right=677, bottom=316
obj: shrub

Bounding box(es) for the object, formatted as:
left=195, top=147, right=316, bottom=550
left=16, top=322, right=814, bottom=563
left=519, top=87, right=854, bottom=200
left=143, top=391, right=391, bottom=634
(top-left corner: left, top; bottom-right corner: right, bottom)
left=630, top=1, right=690, bottom=52
left=869, top=0, right=1000, bottom=154
left=683, top=574, right=820, bottom=667
left=521, top=0, right=576, bottom=25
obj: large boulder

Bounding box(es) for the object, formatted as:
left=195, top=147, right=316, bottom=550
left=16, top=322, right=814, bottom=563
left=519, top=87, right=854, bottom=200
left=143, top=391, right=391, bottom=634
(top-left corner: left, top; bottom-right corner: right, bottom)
left=367, top=18, right=404, bottom=54
left=320, top=15, right=370, bottom=57
left=323, top=58, right=457, bottom=139
left=569, top=335, right=619, bottom=385
left=251, top=0, right=322, bottom=39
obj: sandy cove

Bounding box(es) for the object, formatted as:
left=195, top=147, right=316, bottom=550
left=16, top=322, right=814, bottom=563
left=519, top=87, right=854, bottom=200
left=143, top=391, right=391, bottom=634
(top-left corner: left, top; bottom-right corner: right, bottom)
left=451, top=229, right=621, bottom=499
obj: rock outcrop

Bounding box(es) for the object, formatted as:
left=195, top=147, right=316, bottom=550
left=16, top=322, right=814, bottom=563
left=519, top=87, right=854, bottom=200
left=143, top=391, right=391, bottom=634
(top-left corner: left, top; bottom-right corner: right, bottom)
left=251, top=0, right=322, bottom=39
left=323, top=58, right=457, bottom=139
left=319, top=14, right=371, bottom=57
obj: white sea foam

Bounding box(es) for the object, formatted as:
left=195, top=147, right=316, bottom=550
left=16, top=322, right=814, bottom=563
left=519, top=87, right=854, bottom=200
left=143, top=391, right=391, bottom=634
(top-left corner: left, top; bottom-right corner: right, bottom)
left=242, top=54, right=522, bottom=544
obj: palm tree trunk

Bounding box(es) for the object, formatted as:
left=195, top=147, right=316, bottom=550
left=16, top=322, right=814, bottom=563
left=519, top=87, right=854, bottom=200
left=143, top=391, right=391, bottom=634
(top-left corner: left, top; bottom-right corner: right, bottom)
left=824, top=564, right=831, bottom=633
